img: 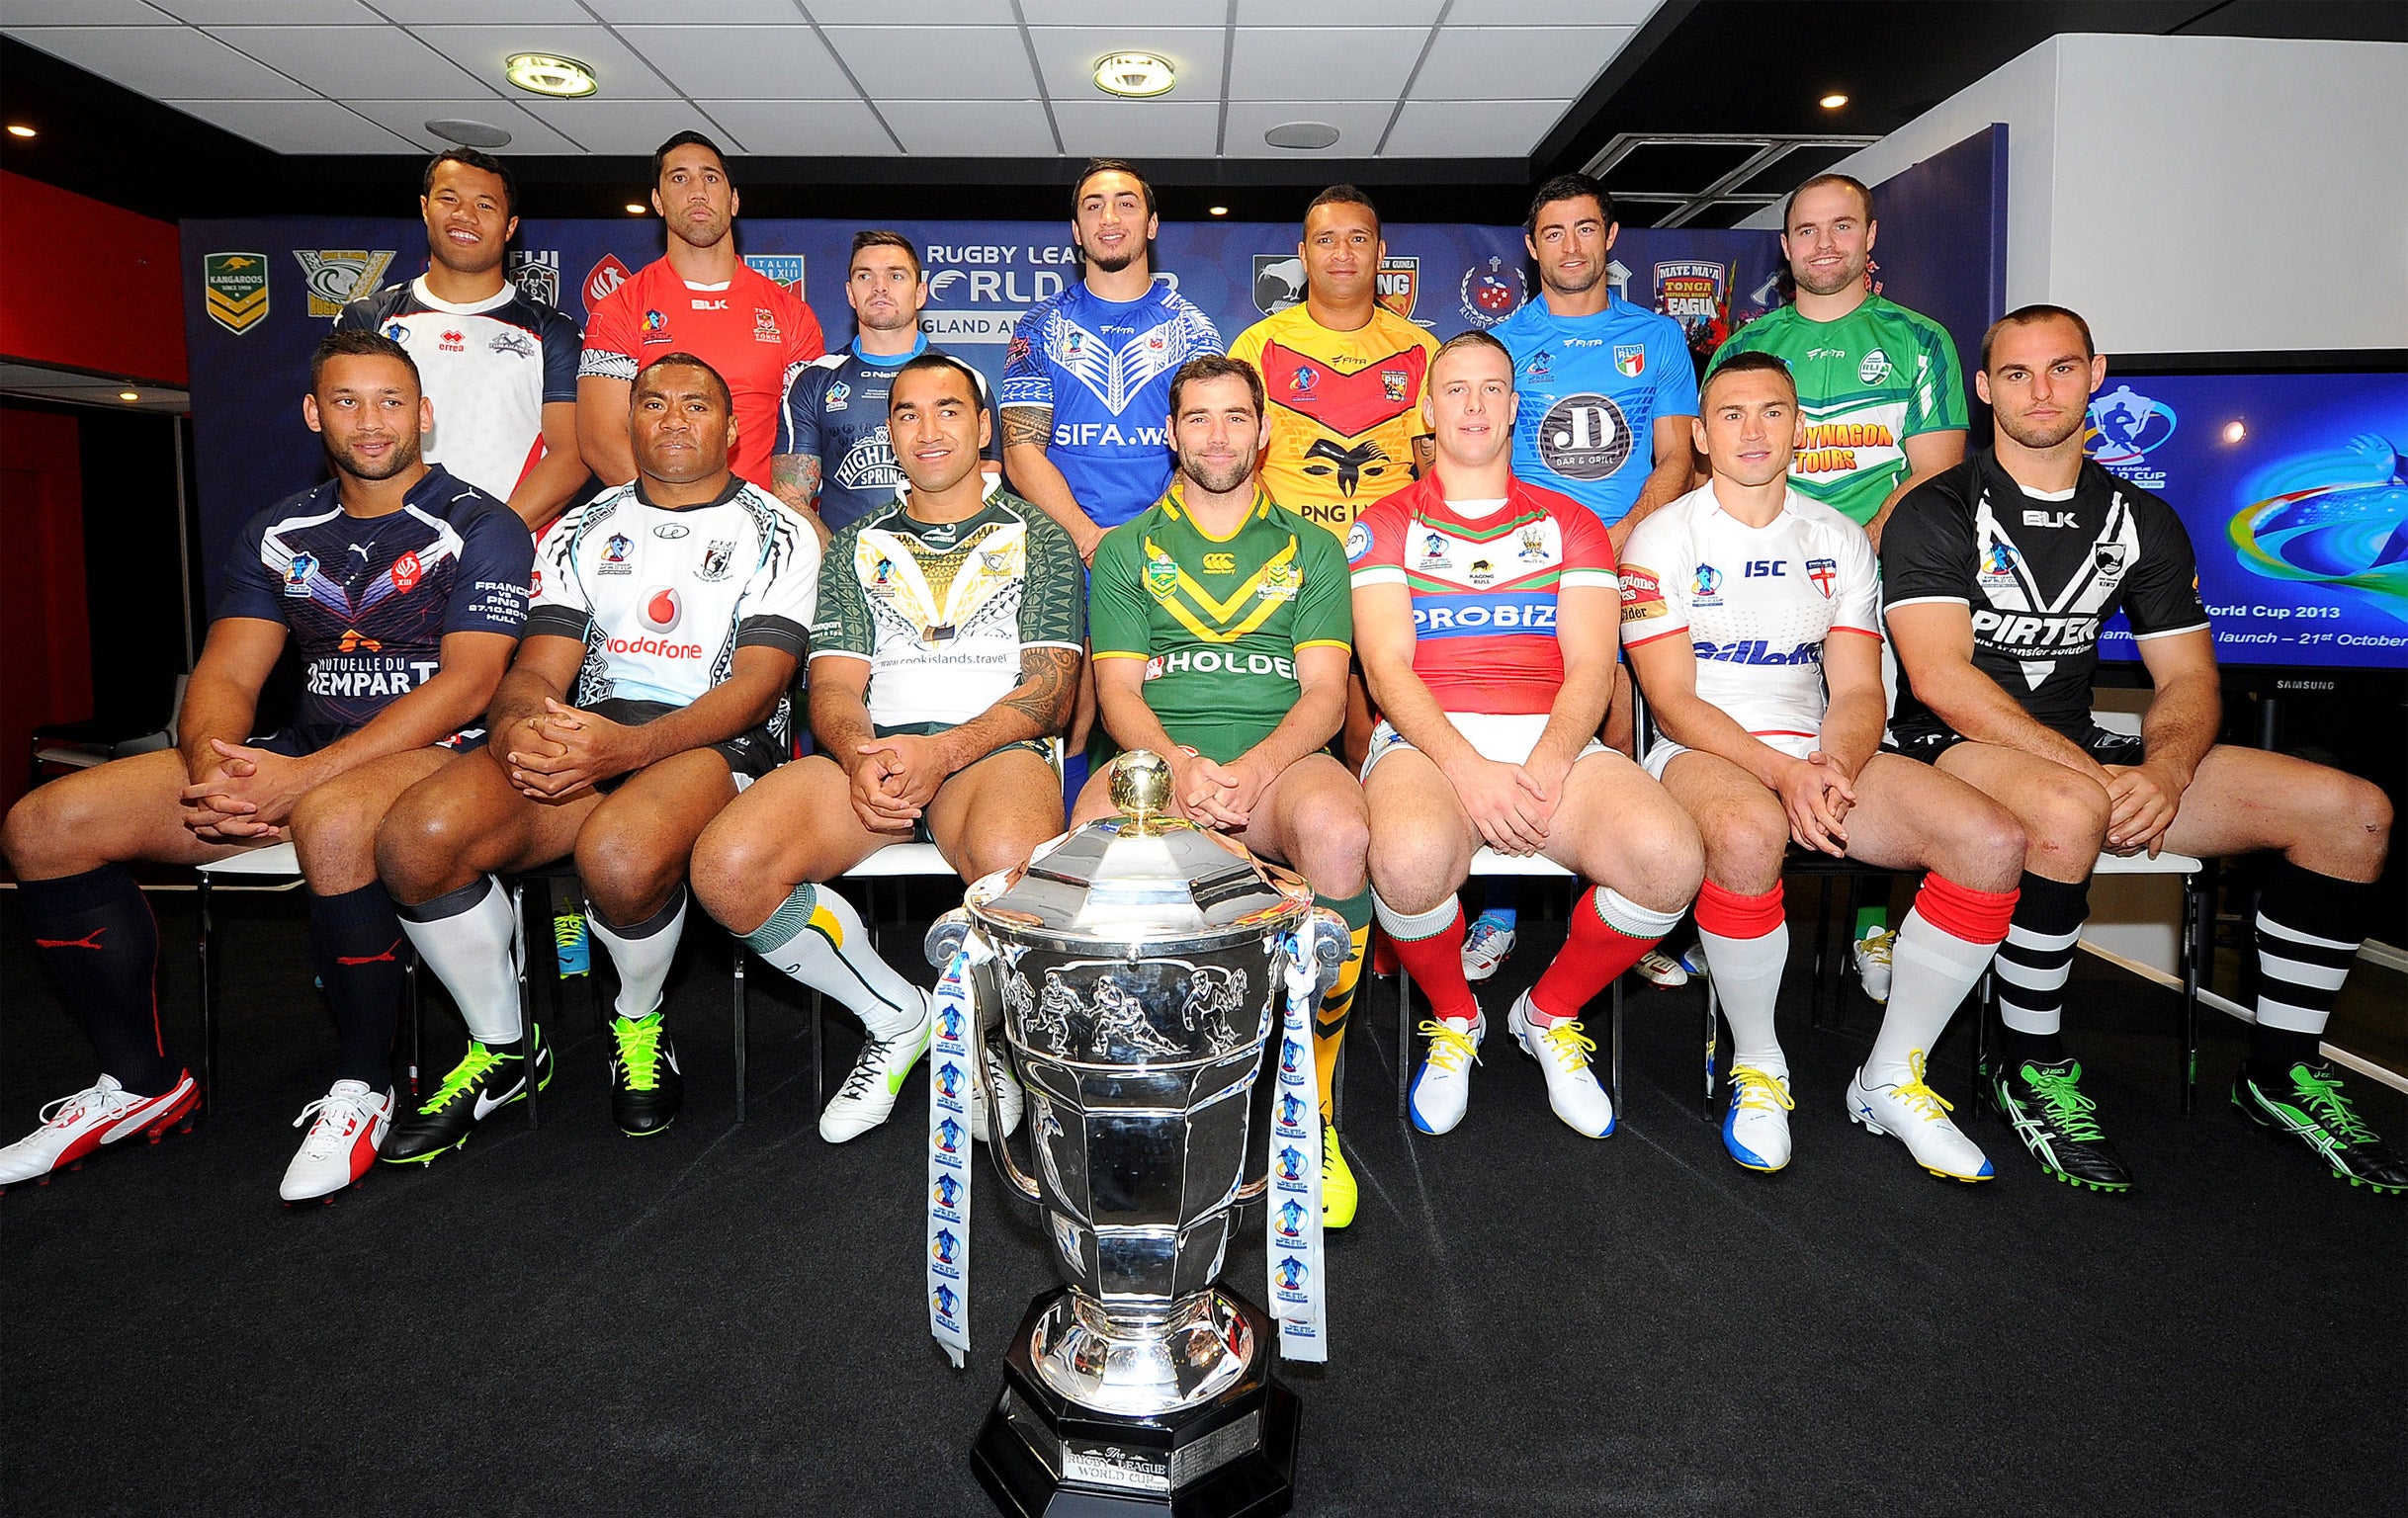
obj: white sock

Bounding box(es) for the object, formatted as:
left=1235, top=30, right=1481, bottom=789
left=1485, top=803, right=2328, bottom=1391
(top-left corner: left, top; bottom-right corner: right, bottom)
left=393, top=876, right=522, bottom=1045
left=1867, top=905, right=1997, bottom=1081
left=591, top=886, right=687, bottom=1025
left=1698, top=921, right=1788, bottom=1076
left=739, top=884, right=923, bottom=1040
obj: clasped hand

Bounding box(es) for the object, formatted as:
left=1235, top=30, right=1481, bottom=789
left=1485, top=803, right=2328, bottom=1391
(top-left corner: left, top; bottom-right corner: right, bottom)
left=504, top=699, right=640, bottom=800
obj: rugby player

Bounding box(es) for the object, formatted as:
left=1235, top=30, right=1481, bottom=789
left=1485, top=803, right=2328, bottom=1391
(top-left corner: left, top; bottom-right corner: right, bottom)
left=0, top=331, right=530, bottom=1201
left=691, top=354, right=1083, bottom=1144
left=1352, top=332, right=1703, bottom=1138
left=579, top=132, right=824, bottom=493
left=1882, top=304, right=2401, bottom=1194
left=1623, top=352, right=2023, bottom=1178
left=771, top=230, right=997, bottom=546
left=1710, top=172, right=1973, bottom=1002
left=1074, top=354, right=1372, bottom=1224
left=376, top=354, right=816, bottom=1155
left=337, top=148, right=585, bottom=532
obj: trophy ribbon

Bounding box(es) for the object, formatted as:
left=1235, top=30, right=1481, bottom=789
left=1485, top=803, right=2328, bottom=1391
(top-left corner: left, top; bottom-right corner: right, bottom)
left=1266, top=923, right=1329, bottom=1363
left=927, top=933, right=991, bottom=1368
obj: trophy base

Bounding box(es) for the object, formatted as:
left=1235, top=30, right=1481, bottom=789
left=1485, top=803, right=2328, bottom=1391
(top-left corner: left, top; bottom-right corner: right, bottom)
left=972, top=1288, right=1301, bottom=1517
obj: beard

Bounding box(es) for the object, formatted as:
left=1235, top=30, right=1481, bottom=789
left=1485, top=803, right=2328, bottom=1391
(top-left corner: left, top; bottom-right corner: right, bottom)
left=1179, top=454, right=1253, bottom=496
left=1540, top=259, right=1603, bottom=298
left=1996, top=405, right=2087, bottom=452
left=1793, top=255, right=1865, bottom=298
left=325, top=431, right=420, bottom=482
left=1082, top=238, right=1141, bottom=275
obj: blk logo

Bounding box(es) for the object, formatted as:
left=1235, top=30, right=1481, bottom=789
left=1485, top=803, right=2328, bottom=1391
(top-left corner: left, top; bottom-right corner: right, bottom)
left=2022, top=510, right=2079, bottom=528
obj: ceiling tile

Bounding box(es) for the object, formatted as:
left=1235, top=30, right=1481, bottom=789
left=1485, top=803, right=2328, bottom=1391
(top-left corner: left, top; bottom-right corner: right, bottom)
left=1236, top=0, right=1442, bottom=21
left=372, top=0, right=592, bottom=20
left=1019, top=1, right=1216, bottom=22
left=881, top=98, right=1055, bottom=157
left=0, top=1, right=175, bottom=22
left=805, top=0, right=1017, bottom=17
left=1051, top=99, right=1218, bottom=158
left=165, top=98, right=418, bottom=153
left=1410, top=26, right=1633, bottom=100
left=617, top=24, right=855, bottom=99
left=1024, top=26, right=1224, bottom=102
left=149, top=0, right=384, bottom=22
left=691, top=99, right=895, bottom=155
left=210, top=25, right=492, bottom=99
left=516, top=97, right=739, bottom=154
left=1443, top=0, right=1659, bottom=23
left=586, top=0, right=810, bottom=20
left=1381, top=97, right=1568, bottom=157
left=345, top=98, right=587, bottom=155
left=1227, top=26, right=1424, bottom=101
left=824, top=27, right=1038, bottom=102
left=407, top=25, right=677, bottom=100
left=7, top=25, right=313, bottom=98
left=1221, top=100, right=1397, bottom=159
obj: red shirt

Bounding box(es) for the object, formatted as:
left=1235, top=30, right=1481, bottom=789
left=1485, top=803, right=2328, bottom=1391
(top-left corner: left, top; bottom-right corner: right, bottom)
left=1346, top=472, right=1618, bottom=716
left=579, top=257, right=824, bottom=488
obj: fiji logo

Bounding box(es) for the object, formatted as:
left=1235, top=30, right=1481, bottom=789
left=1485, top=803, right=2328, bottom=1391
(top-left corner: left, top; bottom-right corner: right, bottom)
left=2084, top=384, right=2179, bottom=470
left=1806, top=557, right=1839, bottom=599
left=1691, top=563, right=1723, bottom=597
left=1274, top=1256, right=1310, bottom=1291
left=1614, top=344, right=1646, bottom=379
left=1276, top=1144, right=1308, bottom=1182
left=936, top=1117, right=965, bottom=1153
left=936, top=1061, right=963, bottom=1100
left=932, top=1173, right=963, bottom=1210
left=697, top=540, right=735, bottom=583
left=1276, top=1199, right=1308, bottom=1238
left=506, top=249, right=560, bottom=308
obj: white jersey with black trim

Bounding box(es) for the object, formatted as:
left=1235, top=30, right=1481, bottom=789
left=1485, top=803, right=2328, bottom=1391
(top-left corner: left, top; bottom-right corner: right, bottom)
left=1619, top=481, right=1882, bottom=744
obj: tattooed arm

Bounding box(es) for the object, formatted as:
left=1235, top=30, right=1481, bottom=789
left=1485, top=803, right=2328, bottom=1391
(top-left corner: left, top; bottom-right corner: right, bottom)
left=769, top=451, right=829, bottom=548
left=843, top=646, right=1083, bottom=816
left=1000, top=404, right=1104, bottom=562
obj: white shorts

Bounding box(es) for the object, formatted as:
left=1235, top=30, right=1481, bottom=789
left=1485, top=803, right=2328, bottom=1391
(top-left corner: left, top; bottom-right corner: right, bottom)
left=1641, top=731, right=1817, bottom=783
left=1361, top=713, right=1607, bottom=780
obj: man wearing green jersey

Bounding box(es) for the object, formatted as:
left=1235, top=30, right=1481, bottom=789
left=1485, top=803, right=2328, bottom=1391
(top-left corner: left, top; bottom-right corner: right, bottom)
left=1075, top=354, right=1374, bottom=1229
left=1710, top=171, right=1971, bottom=995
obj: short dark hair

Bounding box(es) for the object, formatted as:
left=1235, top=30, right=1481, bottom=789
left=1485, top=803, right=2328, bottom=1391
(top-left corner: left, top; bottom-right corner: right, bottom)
left=1304, top=184, right=1380, bottom=237
left=652, top=130, right=730, bottom=186
left=1700, top=350, right=1797, bottom=406
left=1525, top=172, right=1614, bottom=236
left=1981, top=303, right=2096, bottom=371
left=1168, top=354, right=1263, bottom=419
left=421, top=148, right=515, bottom=217
left=888, top=352, right=986, bottom=413
left=1782, top=173, right=1874, bottom=230
left=1429, top=329, right=1513, bottom=379
left=310, top=329, right=419, bottom=395
left=1073, top=158, right=1157, bottom=221
left=636, top=351, right=731, bottom=412
left=849, top=229, right=922, bottom=277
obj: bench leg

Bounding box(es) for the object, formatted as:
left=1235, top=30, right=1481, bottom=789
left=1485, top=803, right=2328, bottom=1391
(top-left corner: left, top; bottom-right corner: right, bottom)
left=1396, top=969, right=1414, bottom=1124
left=1970, top=969, right=1994, bottom=1120
left=1702, top=974, right=1719, bottom=1118
left=1609, top=976, right=1624, bottom=1118
left=1810, top=876, right=1834, bottom=1028
left=196, top=874, right=215, bottom=1121
left=511, top=880, right=540, bottom=1131
left=732, top=945, right=749, bottom=1125
left=2180, top=872, right=2204, bottom=1115
left=811, top=990, right=825, bottom=1113
left=405, top=950, right=423, bottom=1100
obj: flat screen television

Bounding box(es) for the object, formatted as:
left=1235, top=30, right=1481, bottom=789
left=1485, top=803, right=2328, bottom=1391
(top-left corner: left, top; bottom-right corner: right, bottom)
left=2083, top=353, right=2408, bottom=671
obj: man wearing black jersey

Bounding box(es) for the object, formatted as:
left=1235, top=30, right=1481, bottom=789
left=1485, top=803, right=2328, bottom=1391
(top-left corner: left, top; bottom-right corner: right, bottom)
left=1883, top=305, right=2399, bottom=1194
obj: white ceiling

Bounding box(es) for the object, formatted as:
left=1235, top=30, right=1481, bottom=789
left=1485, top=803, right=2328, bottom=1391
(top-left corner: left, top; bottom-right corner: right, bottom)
left=0, top=0, right=1661, bottom=160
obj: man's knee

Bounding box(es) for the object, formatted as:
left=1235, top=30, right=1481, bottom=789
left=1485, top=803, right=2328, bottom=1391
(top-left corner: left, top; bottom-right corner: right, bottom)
left=1935, top=801, right=2027, bottom=890
left=2306, top=770, right=2392, bottom=870
left=2022, top=771, right=2110, bottom=873
left=1698, top=796, right=1785, bottom=893
left=289, top=782, right=384, bottom=880
left=1367, top=825, right=1461, bottom=915
left=5, top=770, right=131, bottom=876
left=1622, top=799, right=1706, bottom=907
left=575, top=824, right=687, bottom=921
left=1289, top=792, right=1370, bottom=892
left=375, top=787, right=470, bottom=899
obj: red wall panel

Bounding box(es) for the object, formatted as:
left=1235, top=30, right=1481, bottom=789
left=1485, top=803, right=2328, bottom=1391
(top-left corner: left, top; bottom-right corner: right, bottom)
left=0, top=404, right=93, bottom=814
left=0, top=170, right=187, bottom=385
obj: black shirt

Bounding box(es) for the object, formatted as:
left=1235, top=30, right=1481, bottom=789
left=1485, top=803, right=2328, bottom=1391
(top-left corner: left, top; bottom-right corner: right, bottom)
left=1881, top=450, right=2209, bottom=736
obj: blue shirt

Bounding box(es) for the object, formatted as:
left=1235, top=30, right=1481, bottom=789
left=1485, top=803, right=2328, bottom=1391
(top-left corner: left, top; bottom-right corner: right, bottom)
left=774, top=335, right=999, bottom=533
left=215, top=465, right=532, bottom=733
left=1493, top=296, right=1699, bottom=527
left=999, top=280, right=1222, bottom=529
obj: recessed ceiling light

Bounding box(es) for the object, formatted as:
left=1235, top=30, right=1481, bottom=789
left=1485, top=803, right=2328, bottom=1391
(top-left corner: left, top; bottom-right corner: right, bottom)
left=1264, top=122, right=1340, bottom=150
left=427, top=117, right=512, bottom=148
left=2222, top=419, right=2247, bottom=443
left=1093, top=51, right=1175, bottom=99
left=506, top=53, right=598, bottom=99
left=624, top=202, right=646, bottom=214
left=118, top=390, right=140, bottom=401
left=1207, top=206, right=1229, bottom=216
left=1819, top=93, right=1849, bottom=110
left=6, top=125, right=35, bottom=138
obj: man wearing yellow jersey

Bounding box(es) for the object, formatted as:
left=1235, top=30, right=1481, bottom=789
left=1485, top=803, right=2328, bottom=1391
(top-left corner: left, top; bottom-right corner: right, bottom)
left=1229, top=185, right=1438, bottom=765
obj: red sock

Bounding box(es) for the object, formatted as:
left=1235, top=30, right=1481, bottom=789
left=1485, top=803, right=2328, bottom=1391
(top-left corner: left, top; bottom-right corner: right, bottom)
left=1387, top=901, right=1479, bottom=1025
left=1529, top=886, right=1673, bottom=1024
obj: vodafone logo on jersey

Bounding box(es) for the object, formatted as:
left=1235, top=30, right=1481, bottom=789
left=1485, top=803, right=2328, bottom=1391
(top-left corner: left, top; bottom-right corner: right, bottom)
left=584, top=255, right=633, bottom=316
left=642, top=586, right=682, bottom=632
left=610, top=587, right=701, bottom=659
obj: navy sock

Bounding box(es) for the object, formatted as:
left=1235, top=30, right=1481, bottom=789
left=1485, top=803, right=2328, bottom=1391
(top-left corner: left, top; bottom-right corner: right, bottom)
left=309, top=883, right=407, bottom=1088
left=19, top=864, right=179, bottom=1094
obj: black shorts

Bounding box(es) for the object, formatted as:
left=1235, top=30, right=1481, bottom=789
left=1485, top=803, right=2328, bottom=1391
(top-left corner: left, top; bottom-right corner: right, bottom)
left=588, top=699, right=786, bottom=789
left=253, top=724, right=482, bottom=758
left=1887, top=722, right=2144, bottom=768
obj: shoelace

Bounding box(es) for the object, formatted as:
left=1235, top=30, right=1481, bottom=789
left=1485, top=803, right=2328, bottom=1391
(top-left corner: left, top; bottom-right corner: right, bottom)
left=2023, top=1059, right=2105, bottom=1141
left=1419, top=1019, right=1483, bottom=1075
left=293, top=1090, right=377, bottom=1157
left=837, top=1027, right=917, bottom=1103
left=1890, top=1050, right=1953, bottom=1123
left=2287, top=1066, right=2377, bottom=1145
left=40, top=1082, right=135, bottom=1130
left=1535, top=1019, right=1597, bottom=1075
left=554, top=913, right=585, bottom=948
left=1465, top=922, right=1510, bottom=957
left=613, top=1016, right=666, bottom=1092
left=1729, top=1065, right=1793, bottom=1114
left=419, top=1044, right=508, bottom=1116
left=1859, top=928, right=1895, bottom=966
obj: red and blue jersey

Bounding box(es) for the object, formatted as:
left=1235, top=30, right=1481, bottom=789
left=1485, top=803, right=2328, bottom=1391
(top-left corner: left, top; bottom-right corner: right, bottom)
left=215, top=465, right=533, bottom=733
left=1346, top=472, right=1617, bottom=716
left=1492, top=296, right=1698, bottom=527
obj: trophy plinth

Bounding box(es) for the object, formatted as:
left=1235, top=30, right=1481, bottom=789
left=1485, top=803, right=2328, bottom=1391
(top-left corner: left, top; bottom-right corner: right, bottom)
left=973, top=1288, right=1300, bottom=1518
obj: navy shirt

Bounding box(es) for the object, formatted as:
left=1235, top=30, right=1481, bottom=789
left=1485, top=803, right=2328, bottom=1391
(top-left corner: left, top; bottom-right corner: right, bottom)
left=215, top=464, right=533, bottom=733
left=774, top=335, right=999, bottom=533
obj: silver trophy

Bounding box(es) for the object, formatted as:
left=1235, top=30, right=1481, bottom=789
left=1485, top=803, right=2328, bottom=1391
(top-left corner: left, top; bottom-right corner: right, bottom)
left=927, top=751, right=1341, bottom=1516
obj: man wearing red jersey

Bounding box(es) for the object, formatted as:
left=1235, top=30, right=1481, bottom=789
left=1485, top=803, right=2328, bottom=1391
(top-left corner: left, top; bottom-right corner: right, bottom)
left=578, top=131, right=824, bottom=494
left=1350, top=333, right=1702, bottom=1140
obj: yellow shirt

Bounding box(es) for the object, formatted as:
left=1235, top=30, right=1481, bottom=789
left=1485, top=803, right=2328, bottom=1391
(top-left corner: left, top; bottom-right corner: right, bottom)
left=1227, top=302, right=1438, bottom=537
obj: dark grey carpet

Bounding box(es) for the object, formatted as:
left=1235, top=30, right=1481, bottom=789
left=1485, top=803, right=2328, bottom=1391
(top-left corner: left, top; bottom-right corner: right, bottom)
left=4, top=885, right=2402, bottom=1517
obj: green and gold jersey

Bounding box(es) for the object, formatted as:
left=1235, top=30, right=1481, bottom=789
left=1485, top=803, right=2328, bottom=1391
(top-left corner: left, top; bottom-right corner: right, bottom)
left=1708, top=294, right=1968, bottom=524
left=1088, top=486, right=1351, bottom=764
left=809, top=482, right=1084, bottom=732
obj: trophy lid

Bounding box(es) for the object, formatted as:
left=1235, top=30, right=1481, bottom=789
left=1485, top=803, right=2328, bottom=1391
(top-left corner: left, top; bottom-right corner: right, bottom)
left=968, top=752, right=1308, bottom=953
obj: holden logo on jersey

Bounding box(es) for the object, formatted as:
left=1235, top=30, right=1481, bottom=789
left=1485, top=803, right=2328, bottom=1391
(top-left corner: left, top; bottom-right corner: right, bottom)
left=204, top=252, right=271, bottom=335
left=699, top=541, right=736, bottom=583
left=506, top=249, right=560, bottom=308
left=284, top=553, right=317, bottom=597
left=439, top=329, right=466, bottom=353
left=583, top=255, right=632, bottom=315
left=1537, top=393, right=1634, bottom=482
left=1806, top=557, right=1839, bottom=598
left=389, top=550, right=423, bottom=594
left=1614, top=345, right=1646, bottom=378
left=293, top=249, right=396, bottom=319
left=642, top=586, right=682, bottom=632
left=653, top=523, right=692, bottom=540
left=489, top=329, right=536, bottom=359
left=1458, top=257, right=1526, bottom=329
left=1857, top=348, right=1893, bottom=384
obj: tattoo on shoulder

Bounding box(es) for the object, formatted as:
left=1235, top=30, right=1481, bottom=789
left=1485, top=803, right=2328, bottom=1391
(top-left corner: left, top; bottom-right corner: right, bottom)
left=771, top=453, right=819, bottom=508
left=998, top=645, right=1079, bottom=734
left=1000, top=406, right=1053, bottom=451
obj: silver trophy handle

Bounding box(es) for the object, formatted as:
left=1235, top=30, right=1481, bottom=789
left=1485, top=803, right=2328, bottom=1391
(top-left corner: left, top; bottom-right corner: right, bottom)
left=926, top=911, right=1042, bottom=1205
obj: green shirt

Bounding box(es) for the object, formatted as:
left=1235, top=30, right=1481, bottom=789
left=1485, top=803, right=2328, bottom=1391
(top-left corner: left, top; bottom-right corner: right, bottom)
left=1089, top=486, right=1351, bottom=764
left=1708, top=294, right=1968, bottom=524
left=810, top=484, right=1084, bottom=733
